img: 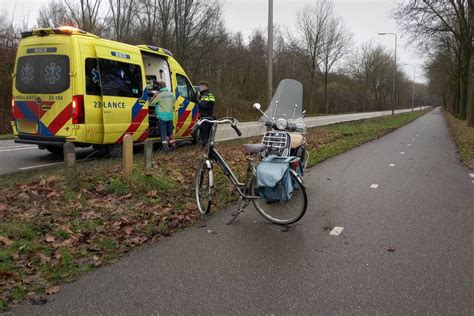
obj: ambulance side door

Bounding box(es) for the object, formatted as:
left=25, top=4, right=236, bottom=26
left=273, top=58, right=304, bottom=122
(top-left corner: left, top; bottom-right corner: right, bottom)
left=174, top=73, right=198, bottom=138
left=95, top=45, right=148, bottom=143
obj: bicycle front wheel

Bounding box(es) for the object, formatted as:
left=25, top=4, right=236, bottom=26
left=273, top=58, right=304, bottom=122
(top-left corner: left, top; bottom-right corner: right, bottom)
left=195, top=161, right=213, bottom=215
left=251, top=172, right=307, bottom=225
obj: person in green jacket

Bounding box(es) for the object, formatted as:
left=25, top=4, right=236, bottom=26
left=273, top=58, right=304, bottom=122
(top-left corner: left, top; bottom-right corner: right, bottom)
left=151, top=81, right=176, bottom=152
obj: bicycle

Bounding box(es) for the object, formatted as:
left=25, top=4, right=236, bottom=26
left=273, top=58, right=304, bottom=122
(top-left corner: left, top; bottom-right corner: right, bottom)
left=194, top=117, right=307, bottom=225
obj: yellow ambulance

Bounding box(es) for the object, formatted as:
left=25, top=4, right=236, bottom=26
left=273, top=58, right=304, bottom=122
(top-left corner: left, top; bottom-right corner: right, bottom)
left=11, top=26, right=199, bottom=154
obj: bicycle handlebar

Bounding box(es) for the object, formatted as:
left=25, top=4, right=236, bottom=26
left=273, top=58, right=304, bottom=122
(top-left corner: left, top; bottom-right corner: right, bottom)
left=196, top=117, right=242, bottom=137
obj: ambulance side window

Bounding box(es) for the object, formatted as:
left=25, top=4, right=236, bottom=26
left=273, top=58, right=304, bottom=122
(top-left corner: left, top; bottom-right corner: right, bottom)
left=85, top=58, right=101, bottom=96
left=176, top=74, right=196, bottom=101
left=98, top=59, right=143, bottom=98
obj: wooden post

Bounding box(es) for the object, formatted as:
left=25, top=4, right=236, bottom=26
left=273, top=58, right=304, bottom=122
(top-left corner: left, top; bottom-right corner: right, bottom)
left=123, top=134, right=133, bottom=177
left=63, top=142, right=77, bottom=189
left=144, top=139, right=153, bottom=173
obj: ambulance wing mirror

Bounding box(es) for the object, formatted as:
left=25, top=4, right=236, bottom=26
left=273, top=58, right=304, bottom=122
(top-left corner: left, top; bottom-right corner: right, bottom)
left=194, top=85, right=201, bottom=102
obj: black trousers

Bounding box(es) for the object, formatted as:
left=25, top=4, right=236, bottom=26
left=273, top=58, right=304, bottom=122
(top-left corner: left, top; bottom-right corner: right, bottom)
left=199, top=121, right=213, bottom=147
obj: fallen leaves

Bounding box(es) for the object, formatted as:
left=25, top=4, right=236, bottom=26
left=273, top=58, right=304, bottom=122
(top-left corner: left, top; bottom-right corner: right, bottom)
left=383, top=245, right=396, bottom=253
left=46, top=286, right=61, bottom=295
left=44, top=236, right=56, bottom=243
left=0, top=236, right=13, bottom=246
left=0, top=142, right=247, bottom=311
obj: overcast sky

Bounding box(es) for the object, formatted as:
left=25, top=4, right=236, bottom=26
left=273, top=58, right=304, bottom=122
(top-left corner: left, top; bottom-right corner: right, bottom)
left=2, top=0, right=426, bottom=81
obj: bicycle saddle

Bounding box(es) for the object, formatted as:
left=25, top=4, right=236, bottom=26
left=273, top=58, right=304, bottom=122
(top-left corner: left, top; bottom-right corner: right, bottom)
left=243, top=143, right=266, bottom=155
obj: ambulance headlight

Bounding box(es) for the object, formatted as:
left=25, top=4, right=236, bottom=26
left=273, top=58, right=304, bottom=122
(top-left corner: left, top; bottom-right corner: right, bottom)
left=275, top=118, right=288, bottom=130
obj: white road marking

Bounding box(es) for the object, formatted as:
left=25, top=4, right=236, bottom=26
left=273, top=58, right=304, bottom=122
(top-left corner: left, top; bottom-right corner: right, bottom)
left=0, top=145, right=36, bottom=150
left=18, top=162, right=63, bottom=170
left=389, top=163, right=395, bottom=167
left=407, top=144, right=411, bottom=146
left=329, top=226, right=344, bottom=236
left=400, top=152, right=405, bottom=155
left=470, top=173, right=474, bottom=178
left=370, top=184, right=379, bottom=189
left=412, top=138, right=415, bottom=141
left=0, top=147, right=37, bottom=153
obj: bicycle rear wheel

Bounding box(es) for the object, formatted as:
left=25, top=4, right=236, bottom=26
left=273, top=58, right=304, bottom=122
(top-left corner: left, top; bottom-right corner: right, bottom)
left=195, top=161, right=213, bottom=214
left=251, top=172, right=307, bottom=225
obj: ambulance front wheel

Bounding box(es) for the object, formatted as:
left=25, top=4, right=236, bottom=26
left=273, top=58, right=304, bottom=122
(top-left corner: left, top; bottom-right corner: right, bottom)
left=191, top=129, right=199, bottom=145
left=45, top=146, right=64, bottom=156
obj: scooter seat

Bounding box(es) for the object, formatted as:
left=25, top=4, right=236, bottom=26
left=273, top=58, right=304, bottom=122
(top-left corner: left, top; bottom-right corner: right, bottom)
left=243, top=143, right=266, bottom=155
left=290, top=133, right=305, bottom=148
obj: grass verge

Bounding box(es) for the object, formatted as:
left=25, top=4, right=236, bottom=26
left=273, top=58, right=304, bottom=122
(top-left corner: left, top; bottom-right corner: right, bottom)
left=0, top=109, right=429, bottom=311
left=443, top=111, right=474, bottom=168
left=0, top=134, right=13, bottom=141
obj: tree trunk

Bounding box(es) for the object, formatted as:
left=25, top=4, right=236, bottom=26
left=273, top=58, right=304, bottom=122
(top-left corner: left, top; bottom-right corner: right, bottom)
left=466, top=33, right=474, bottom=127
left=458, top=48, right=470, bottom=120
left=467, top=53, right=474, bottom=127
left=323, top=72, right=329, bottom=113
left=310, top=73, right=315, bottom=113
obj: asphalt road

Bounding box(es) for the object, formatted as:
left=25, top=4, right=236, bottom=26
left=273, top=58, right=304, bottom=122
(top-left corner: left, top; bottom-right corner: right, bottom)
left=0, top=107, right=427, bottom=175
left=13, top=108, right=473, bottom=314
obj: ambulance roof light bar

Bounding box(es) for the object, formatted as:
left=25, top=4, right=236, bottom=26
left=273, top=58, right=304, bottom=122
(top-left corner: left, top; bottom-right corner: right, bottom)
left=21, top=26, right=89, bottom=38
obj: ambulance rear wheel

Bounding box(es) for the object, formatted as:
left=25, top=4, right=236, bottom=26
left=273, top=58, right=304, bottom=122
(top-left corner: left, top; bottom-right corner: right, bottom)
left=106, top=144, right=123, bottom=157
left=45, top=146, right=64, bottom=156
left=191, top=129, right=199, bottom=145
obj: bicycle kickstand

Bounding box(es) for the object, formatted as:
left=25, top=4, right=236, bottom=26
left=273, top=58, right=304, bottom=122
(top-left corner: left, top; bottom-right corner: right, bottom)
left=226, top=198, right=250, bottom=225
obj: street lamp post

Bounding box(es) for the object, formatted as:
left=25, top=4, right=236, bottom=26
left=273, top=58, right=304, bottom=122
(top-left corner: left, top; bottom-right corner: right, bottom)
left=378, top=32, right=397, bottom=115
left=411, top=66, right=415, bottom=112
left=267, top=0, right=273, bottom=105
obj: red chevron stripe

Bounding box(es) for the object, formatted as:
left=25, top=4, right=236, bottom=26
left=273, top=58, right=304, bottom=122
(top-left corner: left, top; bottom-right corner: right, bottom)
left=13, top=103, right=25, bottom=119
left=182, top=129, right=192, bottom=137
left=48, top=102, right=73, bottom=134
left=176, top=110, right=192, bottom=129
left=24, top=101, right=54, bottom=118
left=137, top=130, right=149, bottom=142
left=116, top=109, right=148, bottom=143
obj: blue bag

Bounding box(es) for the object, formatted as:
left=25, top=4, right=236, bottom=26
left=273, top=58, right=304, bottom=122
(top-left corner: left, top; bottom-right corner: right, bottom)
left=256, top=156, right=294, bottom=202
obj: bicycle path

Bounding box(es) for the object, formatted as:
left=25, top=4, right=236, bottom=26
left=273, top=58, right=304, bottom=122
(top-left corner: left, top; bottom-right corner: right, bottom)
left=15, top=108, right=473, bottom=314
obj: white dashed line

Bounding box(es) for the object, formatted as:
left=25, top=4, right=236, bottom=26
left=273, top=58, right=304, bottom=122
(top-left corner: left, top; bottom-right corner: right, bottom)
left=407, top=144, right=411, bottom=147
left=389, top=163, right=395, bottom=167
left=370, top=184, right=379, bottom=189
left=329, top=226, right=344, bottom=236
left=18, top=162, right=63, bottom=170
left=0, top=147, right=37, bottom=153
left=412, top=138, right=415, bottom=141
left=470, top=173, right=474, bottom=178
left=400, top=152, right=405, bottom=155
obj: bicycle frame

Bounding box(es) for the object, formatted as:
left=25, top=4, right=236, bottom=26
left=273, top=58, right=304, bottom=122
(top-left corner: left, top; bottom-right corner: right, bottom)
left=203, top=122, right=259, bottom=200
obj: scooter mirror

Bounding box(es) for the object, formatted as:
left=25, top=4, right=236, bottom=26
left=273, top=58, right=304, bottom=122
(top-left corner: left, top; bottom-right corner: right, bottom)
left=253, top=103, right=261, bottom=110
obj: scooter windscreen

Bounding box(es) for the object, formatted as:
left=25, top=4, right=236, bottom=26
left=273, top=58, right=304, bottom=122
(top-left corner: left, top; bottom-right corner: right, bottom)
left=260, top=79, right=306, bottom=132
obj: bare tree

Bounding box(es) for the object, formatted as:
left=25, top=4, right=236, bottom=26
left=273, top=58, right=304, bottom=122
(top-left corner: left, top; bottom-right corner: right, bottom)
left=137, top=0, right=174, bottom=46
left=394, top=0, right=473, bottom=126
left=294, top=0, right=333, bottom=112
left=320, top=16, right=352, bottom=113
left=65, top=0, right=108, bottom=35
left=37, top=0, right=73, bottom=28
left=108, top=0, right=137, bottom=42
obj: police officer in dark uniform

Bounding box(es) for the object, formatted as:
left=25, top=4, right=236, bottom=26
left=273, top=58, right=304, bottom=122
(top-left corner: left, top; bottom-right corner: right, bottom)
left=198, top=81, right=215, bottom=147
